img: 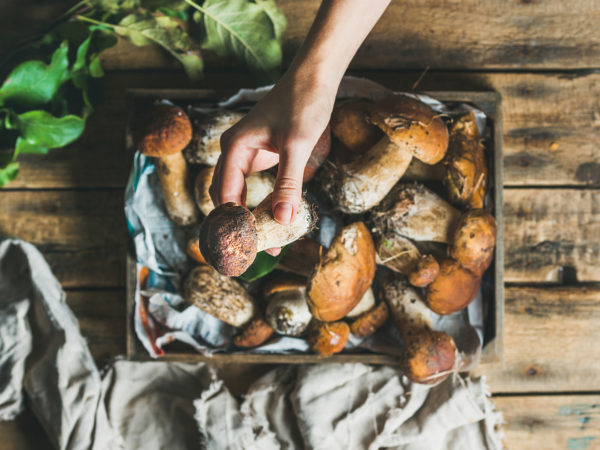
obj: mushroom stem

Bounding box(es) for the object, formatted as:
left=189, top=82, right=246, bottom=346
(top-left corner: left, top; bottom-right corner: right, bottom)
left=381, top=275, right=456, bottom=384
left=156, top=152, right=198, bottom=226
left=252, top=193, right=317, bottom=251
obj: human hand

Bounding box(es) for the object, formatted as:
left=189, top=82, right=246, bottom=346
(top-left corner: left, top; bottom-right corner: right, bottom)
left=209, top=69, right=336, bottom=255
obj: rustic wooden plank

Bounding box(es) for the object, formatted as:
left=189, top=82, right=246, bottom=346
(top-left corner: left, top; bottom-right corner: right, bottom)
left=8, top=71, right=600, bottom=189
left=493, top=395, right=600, bottom=450
left=94, top=1, right=600, bottom=71
left=0, top=190, right=126, bottom=288
left=0, top=409, right=53, bottom=450
left=476, top=287, right=600, bottom=393
left=0, top=187, right=598, bottom=286
left=503, top=189, right=600, bottom=283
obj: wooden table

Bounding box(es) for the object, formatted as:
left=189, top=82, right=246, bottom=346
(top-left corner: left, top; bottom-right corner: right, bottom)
left=1, top=1, right=599, bottom=448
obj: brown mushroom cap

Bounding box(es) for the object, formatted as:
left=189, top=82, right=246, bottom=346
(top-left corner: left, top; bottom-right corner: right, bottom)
left=307, top=321, right=350, bottom=356
left=233, top=317, right=274, bottom=348
left=368, top=95, right=449, bottom=165
left=350, top=301, right=389, bottom=337
left=331, top=99, right=382, bottom=157
left=307, top=222, right=376, bottom=322
left=403, top=329, right=457, bottom=385
left=198, top=203, right=257, bottom=277
left=408, top=254, right=440, bottom=287
left=450, top=209, right=497, bottom=275
left=135, top=105, right=192, bottom=157
left=263, top=273, right=307, bottom=298
left=186, top=236, right=207, bottom=264
left=426, top=258, right=481, bottom=315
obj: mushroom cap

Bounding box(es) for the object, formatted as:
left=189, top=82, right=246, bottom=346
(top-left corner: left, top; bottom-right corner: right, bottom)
left=263, top=273, right=306, bottom=298
left=350, top=301, right=389, bottom=337
left=184, top=265, right=255, bottom=327
left=308, top=321, right=350, bottom=356
left=374, top=233, right=421, bottom=275
left=186, top=236, right=207, bottom=264
left=408, top=254, right=440, bottom=287
left=450, top=209, right=497, bottom=275
left=198, top=203, right=258, bottom=277
left=303, top=123, right=332, bottom=181
left=135, top=105, right=192, bottom=157
left=307, top=222, right=376, bottom=322
left=368, top=95, right=449, bottom=165
left=426, top=258, right=481, bottom=315
left=331, top=99, right=382, bottom=157
left=265, top=288, right=312, bottom=337
left=233, top=317, right=274, bottom=348
left=402, top=329, right=456, bottom=384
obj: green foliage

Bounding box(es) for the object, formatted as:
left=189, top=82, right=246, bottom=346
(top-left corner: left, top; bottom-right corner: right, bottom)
left=0, top=0, right=286, bottom=187
left=238, top=247, right=288, bottom=282
left=189, top=0, right=283, bottom=78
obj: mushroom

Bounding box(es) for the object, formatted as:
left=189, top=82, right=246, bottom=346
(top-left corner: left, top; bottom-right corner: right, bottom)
left=350, top=301, right=389, bottom=337
left=184, top=265, right=256, bottom=327
left=371, top=183, right=461, bottom=244
left=381, top=274, right=456, bottom=384
left=449, top=209, right=497, bottom=275
left=330, top=99, right=382, bottom=161
left=425, top=258, right=481, bottom=315
left=374, top=233, right=421, bottom=275
left=307, top=222, right=376, bottom=322
left=277, top=237, right=322, bottom=277
left=194, top=166, right=275, bottom=216
left=233, top=317, right=274, bottom=348
left=307, top=321, right=350, bottom=356
left=135, top=105, right=198, bottom=226
left=199, top=193, right=317, bottom=277
left=321, top=95, right=449, bottom=213
left=408, top=254, right=440, bottom=287
left=264, top=275, right=312, bottom=336
left=184, top=110, right=244, bottom=166
left=186, top=236, right=206, bottom=264
left=444, top=112, right=488, bottom=209
left=346, top=288, right=376, bottom=319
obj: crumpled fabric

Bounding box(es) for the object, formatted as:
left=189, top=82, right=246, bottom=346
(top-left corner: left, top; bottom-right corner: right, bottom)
left=0, top=239, right=504, bottom=449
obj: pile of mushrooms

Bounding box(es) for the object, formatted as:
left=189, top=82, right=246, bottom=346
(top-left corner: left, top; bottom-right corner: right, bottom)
left=134, top=93, right=497, bottom=385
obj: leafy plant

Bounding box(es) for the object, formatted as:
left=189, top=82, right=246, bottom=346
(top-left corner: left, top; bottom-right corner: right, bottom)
left=0, top=0, right=286, bottom=187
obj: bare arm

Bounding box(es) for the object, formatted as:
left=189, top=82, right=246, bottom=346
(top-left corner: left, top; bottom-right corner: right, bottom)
left=211, top=0, right=390, bottom=253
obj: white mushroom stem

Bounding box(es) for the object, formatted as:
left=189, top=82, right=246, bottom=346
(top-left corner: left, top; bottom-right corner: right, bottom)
left=265, top=287, right=312, bottom=336
left=373, top=183, right=461, bottom=244
left=156, top=152, right=198, bottom=226
left=252, top=193, right=317, bottom=251
left=375, top=233, right=421, bottom=275
left=185, top=111, right=244, bottom=165
left=346, top=288, right=376, bottom=319
left=331, top=136, right=413, bottom=214
left=383, top=278, right=432, bottom=331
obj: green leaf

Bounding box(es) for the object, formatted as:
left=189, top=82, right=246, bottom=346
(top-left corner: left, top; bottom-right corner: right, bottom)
left=0, top=162, right=19, bottom=187
left=88, top=0, right=140, bottom=14
left=115, top=13, right=204, bottom=80
left=254, top=0, right=286, bottom=42
left=11, top=111, right=85, bottom=156
left=191, top=0, right=282, bottom=74
left=158, top=6, right=189, bottom=21
left=0, top=42, right=70, bottom=110
left=238, top=247, right=287, bottom=282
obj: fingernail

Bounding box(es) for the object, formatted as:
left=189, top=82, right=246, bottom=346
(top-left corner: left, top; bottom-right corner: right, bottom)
left=274, top=202, right=293, bottom=225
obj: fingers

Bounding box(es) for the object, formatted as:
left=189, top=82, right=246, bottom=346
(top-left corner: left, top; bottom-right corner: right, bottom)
left=272, top=146, right=310, bottom=225
left=209, top=152, right=247, bottom=207
left=264, top=247, right=282, bottom=257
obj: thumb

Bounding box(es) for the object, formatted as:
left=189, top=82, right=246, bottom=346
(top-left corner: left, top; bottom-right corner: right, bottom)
left=272, top=149, right=307, bottom=225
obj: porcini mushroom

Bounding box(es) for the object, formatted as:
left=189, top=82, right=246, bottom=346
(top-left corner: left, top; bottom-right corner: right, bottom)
left=444, top=112, right=488, bottom=209
left=233, top=317, right=274, bottom=348
left=184, top=110, right=244, bottom=166
left=371, top=183, right=461, bottom=244
left=350, top=301, right=389, bottom=337
left=135, top=105, right=198, bottom=226
left=264, top=275, right=312, bottom=336
left=307, top=222, right=376, bottom=322
left=277, top=237, right=322, bottom=277
left=381, top=274, right=456, bottom=384
left=184, top=265, right=255, bottom=327
left=425, top=258, right=481, bottom=315
left=408, top=254, right=440, bottom=287
left=374, top=233, right=421, bottom=275
left=449, top=209, right=497, bottom=275
left=194, top=166, right=275, bottom=216
left=307, top=321, right=350, bottom=356
left=330, top=99, right=382, bottom=161
left=321, top=95, right=449, bottom=213
left=346, top=288, right=376, bottom=319
left=199, top=193, right=317, bottom=277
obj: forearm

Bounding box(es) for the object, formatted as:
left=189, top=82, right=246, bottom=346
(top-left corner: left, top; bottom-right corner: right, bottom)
left=287, top=0, right=391, bottom=89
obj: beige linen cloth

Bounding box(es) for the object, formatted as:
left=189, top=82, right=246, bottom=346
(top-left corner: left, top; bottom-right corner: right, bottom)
left=0, top=239, right=504, bottom=449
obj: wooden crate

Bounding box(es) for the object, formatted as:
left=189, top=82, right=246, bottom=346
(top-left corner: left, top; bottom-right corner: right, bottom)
left=125, top=87, right=504, bottom=366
